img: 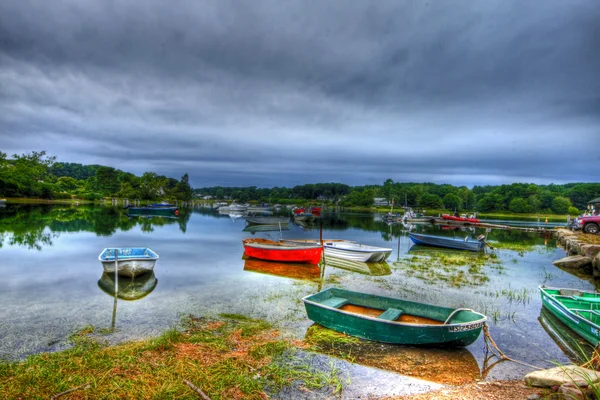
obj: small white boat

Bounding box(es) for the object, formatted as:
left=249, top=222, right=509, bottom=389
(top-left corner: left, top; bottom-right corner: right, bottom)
left=98, top=248, right=159, bottom=278
left=218, top=203, right=248, bottom=212
left=281, top=239, right=392, bottom=262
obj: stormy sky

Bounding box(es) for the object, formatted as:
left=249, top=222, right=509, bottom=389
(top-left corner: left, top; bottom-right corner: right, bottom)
left=1, top=0, right=598, bottom=188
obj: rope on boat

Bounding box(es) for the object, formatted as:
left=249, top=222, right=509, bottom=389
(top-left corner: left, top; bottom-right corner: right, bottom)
left=483, top=324, right=544, bottom=370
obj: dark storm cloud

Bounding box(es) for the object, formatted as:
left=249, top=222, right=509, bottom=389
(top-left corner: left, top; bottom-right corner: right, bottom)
left=1, top=0, right=599, bottom=188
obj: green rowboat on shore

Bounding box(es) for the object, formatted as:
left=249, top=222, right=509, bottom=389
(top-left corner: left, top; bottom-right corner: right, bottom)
left=539, top=286, right=600, bottom=346
left=302, top=288, right=487, bottom=347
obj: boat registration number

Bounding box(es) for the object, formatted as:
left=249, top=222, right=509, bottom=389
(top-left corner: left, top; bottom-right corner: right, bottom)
left=449, top=322, right=483, bottom=333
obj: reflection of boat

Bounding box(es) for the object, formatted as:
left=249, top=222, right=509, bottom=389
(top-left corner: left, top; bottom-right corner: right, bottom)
left=98, top=247, right=159, bottom=277
left=244, top=216, right=290, bottom=225
left=219, top=210, right=246, bottom=221
left=325, top=257, right=391, bottom=276
left=404, top=217, right=435, bottom=223
left=243, top=224, right=290, bottom=233
left=243, top=258, right=321, bottom=280
left=98, top=271, right=158, bottom=300
left=126, top=204, right=178, bottom=216
left=539, top=286, right=600, bottom=346
left=407, top=244, right=480, bottom=255
left=409, top=233, right=485, bottom=252
left=303, top=288, right=487, bottom=346
left=538, top=307, right=594, bottom=361
left=304, top=325, right=481, bottom=385
left=242, top=238, right=323, bottom=264
left=281, top=239, right=391, bottom=262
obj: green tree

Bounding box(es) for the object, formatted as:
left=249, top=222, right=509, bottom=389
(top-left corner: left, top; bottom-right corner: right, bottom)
left=418, top=193, right=443, bottom=209
left=509, top=197, right=531, bottom=213
left=175, top=173, right=193, bottom=201
left=95, top=167, right=120, bottom=196
left=443, top=194, right=462, bottom=211
left=551, top=196, right=572, bottom=214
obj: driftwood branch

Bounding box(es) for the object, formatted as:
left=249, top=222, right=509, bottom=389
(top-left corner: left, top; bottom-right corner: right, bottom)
left=50, top=381, right=91, bottom=399
left=183, top=379, right=212, bottom=400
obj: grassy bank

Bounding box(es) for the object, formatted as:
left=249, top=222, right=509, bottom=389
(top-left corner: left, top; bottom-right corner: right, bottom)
left=0, top=314, right=342, bottom=399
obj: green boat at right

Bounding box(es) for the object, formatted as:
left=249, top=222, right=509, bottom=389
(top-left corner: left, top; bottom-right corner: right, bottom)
left=539, top=286, right=600, bottom=346
left=303, top=288, right=487, bottom=347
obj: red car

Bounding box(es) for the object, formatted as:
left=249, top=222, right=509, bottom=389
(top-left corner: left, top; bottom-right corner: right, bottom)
left=574, top=215, right=600, bottom=234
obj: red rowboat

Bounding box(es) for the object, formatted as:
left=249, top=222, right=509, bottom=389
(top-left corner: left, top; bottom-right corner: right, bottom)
left=441, top=214, right=480, bottom=223
left=242, top=238, right=323, bottom=264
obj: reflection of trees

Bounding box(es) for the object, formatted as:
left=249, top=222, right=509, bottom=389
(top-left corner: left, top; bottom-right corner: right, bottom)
left=0, top=204, right=189, bottom=249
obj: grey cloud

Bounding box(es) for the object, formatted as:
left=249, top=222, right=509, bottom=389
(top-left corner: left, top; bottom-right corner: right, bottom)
left=1, top=0, right=599, bottom=188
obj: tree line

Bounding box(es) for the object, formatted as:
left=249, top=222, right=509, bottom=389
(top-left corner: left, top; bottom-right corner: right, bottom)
left=0, top=151, right=193, bottom=201
left=1, top=151, right=597, bottom=214
left=197, top=179, right=599, bottom=215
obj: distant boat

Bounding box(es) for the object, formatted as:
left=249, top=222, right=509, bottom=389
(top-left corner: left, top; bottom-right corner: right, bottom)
left=98, top=271, right=158, bottom=300
left=441, top=214, right=481, bottom=223
left=242, top=238, right=323, bottom=264
left=303, top=287, right=487, bottom=346
left=539, top=286, right=600, bottom=346
left=244, top=216, right=291, bottom=225
left=98, top=247, right=159, bottom=278
left=281, top=239, right=392, bottom=262
left=243, top=223, right=290, bottom=233
left=409, top=233, right=485, bottom=252
left=218, top=203, right=248, bottom=212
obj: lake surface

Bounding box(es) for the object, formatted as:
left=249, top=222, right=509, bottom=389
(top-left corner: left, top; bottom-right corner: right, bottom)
left=0, top=203, right=593, bottom=383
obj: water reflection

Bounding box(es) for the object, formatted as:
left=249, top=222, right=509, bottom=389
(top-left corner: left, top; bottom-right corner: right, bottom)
left=324, top=257, right=392, bottom=276
left=305, top=325, right=481, bottom=385
left=538, top=307, right=595, bottom=362
left=0, top=203, right=190, bottom=249
left=97, top=272, right=158, bottom=301
left=243, top=258, right=321, bottom=280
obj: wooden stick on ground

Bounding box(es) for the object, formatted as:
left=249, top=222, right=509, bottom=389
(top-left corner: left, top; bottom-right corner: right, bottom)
left=183, top=379, right=212, bottom=400
left=50, top=381, right=91, bottom=399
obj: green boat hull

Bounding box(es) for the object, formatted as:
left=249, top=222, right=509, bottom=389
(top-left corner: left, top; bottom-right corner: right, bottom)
left=539, top=286, right=600, bottom=347
left=303, top=288, right=486, bottom=347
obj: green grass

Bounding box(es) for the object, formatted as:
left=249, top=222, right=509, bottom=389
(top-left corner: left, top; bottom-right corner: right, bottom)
left=0, top=315, right=346, bottom=399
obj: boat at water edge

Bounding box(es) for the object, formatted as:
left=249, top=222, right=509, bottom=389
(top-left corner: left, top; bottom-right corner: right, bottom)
left=281, top=239, right=391, bottom=262
left=98, top=247, right=159, bottom=278
left=539, top=286, right=600, bottom=346
left=325, top=257, right=392, bottom=276
left=242, top=238, right=323, bottom=264
left=409, top=233, right=485, bottom=252
left=303, top=287, right=487, bottom=346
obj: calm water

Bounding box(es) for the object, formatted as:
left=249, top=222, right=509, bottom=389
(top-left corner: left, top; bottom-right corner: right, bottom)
left=0, top=204, right=593, bottom=383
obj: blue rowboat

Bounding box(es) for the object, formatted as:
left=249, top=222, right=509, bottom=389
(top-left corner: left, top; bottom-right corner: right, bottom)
left=409, top=233, right=485, bottom=252
left=98, top=247, right=159, bottom=277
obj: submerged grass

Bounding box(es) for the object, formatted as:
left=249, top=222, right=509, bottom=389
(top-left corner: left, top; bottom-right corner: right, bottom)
left=392, top=252, right=501, bottom=288
left=0, top=315, right=344, bottom=399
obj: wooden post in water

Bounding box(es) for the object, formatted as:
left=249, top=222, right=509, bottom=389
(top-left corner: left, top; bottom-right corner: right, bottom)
left=112, top=249, right=119, bottom=331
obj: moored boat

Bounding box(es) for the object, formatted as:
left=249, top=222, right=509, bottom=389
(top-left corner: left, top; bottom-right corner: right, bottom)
left=303, top=287, right=487, bottom=346
left=539, top=286, right=600, bottom=346
left=281, top=239, right=391, bottom=262
left=242, top=238, right=323, bottom=264
left=244, top=216, right=290, bottom=225
left=409, top=233, right=485, bottom=252
left=441, top=214, right=481, bottom=223
left=98, top=247, right=159, bottom=277
left=325, top=257, right=392, bottom=276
